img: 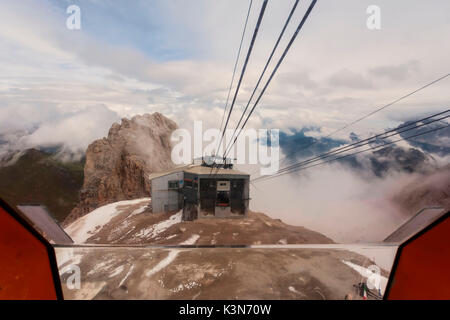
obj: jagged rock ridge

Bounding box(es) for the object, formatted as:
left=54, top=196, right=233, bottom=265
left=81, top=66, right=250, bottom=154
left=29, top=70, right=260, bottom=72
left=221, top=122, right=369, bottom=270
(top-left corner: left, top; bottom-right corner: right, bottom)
left=64, top=113, right=177, bottom=225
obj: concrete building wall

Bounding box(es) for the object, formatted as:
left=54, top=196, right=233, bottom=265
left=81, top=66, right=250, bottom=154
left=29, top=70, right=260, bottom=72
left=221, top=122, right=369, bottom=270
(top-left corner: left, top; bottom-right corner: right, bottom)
left=151, top=172, right=184, bottom=213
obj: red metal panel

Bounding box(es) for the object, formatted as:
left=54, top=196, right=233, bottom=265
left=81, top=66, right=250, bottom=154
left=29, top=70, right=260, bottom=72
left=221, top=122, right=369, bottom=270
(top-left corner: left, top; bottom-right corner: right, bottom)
left=387, top=216, right=450, bottom=300
left=0, top=205, right=58, bottom=300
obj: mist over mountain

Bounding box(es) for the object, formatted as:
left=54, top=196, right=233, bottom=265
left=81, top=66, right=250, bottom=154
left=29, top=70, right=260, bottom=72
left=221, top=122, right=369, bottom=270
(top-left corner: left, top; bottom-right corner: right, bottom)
left=397, top=118, right=450, bottom=156
left=278, top=118, right=449, bottom=178
left=0, top=111, right=448, bottom=242
left=0, top=112, right=177, bottom=224
left=250, top=118, right=449, bottom=242
left=0, top=104, right=120, bottom=162
left=279, top=128, right=346, bottom=160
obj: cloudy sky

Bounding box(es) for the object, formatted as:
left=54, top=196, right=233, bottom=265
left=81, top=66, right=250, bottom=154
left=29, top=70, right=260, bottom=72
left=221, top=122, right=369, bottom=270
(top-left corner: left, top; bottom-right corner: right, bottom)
left=0, top=0, right=449, bottom=156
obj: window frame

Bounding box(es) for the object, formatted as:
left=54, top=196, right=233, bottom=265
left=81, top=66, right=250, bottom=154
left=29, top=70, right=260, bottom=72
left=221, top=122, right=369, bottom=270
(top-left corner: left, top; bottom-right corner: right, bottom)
left=168, top=180, right=179, bottom=190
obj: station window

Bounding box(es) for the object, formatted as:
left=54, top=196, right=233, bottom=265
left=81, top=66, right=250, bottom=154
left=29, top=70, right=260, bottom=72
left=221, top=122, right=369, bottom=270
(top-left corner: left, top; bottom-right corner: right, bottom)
left=168, top=180, right=179, bottom=189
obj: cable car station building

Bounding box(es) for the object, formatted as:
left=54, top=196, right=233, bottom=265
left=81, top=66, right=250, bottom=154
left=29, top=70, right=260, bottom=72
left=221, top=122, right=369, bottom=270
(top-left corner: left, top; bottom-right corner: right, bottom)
left=149, top=157, right=250, bottom=221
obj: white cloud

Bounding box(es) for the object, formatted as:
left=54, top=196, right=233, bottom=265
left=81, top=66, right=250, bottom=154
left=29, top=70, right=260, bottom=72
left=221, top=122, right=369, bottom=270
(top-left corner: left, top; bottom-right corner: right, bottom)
left=21, top=105, right=119, bottom=153
left=0, top=0, right=449, bottom=158
left=329, top=69, right=373, bottom=89
left=250, top=162, right=417, bottom=242
left=370, top=61, right=420, bottom=81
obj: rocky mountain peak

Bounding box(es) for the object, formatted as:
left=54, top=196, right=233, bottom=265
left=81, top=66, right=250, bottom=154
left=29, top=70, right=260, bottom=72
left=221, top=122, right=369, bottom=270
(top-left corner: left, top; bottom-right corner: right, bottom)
left=64, top=112, right=177, bottom=225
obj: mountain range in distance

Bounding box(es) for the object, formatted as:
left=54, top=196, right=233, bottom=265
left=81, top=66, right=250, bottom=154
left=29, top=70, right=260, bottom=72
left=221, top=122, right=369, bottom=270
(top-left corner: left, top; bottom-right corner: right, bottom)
left=0, top=115, right=448, bottom=223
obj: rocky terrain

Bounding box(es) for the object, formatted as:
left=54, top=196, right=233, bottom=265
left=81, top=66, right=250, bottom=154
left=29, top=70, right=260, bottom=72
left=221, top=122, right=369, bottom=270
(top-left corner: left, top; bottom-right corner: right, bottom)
left=59, top=198, right=392, bottom=300
left=57, top=245, right=390, bottom=300
left=64, top=113, right=177, bottom=225
left=64, top=198, right=333, bottom=245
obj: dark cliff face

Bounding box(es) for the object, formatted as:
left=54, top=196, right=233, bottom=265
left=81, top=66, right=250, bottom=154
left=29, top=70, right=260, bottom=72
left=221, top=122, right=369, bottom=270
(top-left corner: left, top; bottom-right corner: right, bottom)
left=64, top=112, right=178, bottom=225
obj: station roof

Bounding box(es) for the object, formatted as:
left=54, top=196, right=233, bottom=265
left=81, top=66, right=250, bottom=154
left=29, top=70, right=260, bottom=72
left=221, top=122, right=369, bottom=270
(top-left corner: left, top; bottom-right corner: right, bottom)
left=148, top=164, right=249, bottom=180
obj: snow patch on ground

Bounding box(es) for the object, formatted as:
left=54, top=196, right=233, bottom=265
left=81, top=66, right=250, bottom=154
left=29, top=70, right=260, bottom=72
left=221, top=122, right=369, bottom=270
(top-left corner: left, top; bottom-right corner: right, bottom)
left=128, top=202, right=149, bottom=218
left=182, top=234, right=200, bottom=245
left=107, top=220, right=132, bottom=242
left=341, top=260, right=388, bottom=294
left=145, top=250, right=179, bottom=277
left=288, top=286, right=305, bottom=297
left=135, top=210, right=182, bottom=240
left=65, top=198, right=150, bottom=243
left=145, top=234, right=200, bottom=277
left=109, top=265, right=125, bottom=278
left=87, top=258, right=117, bottom=276
left=119, top=265, right=135, bottom=287
left=171, top=281, right=200, bottom=293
